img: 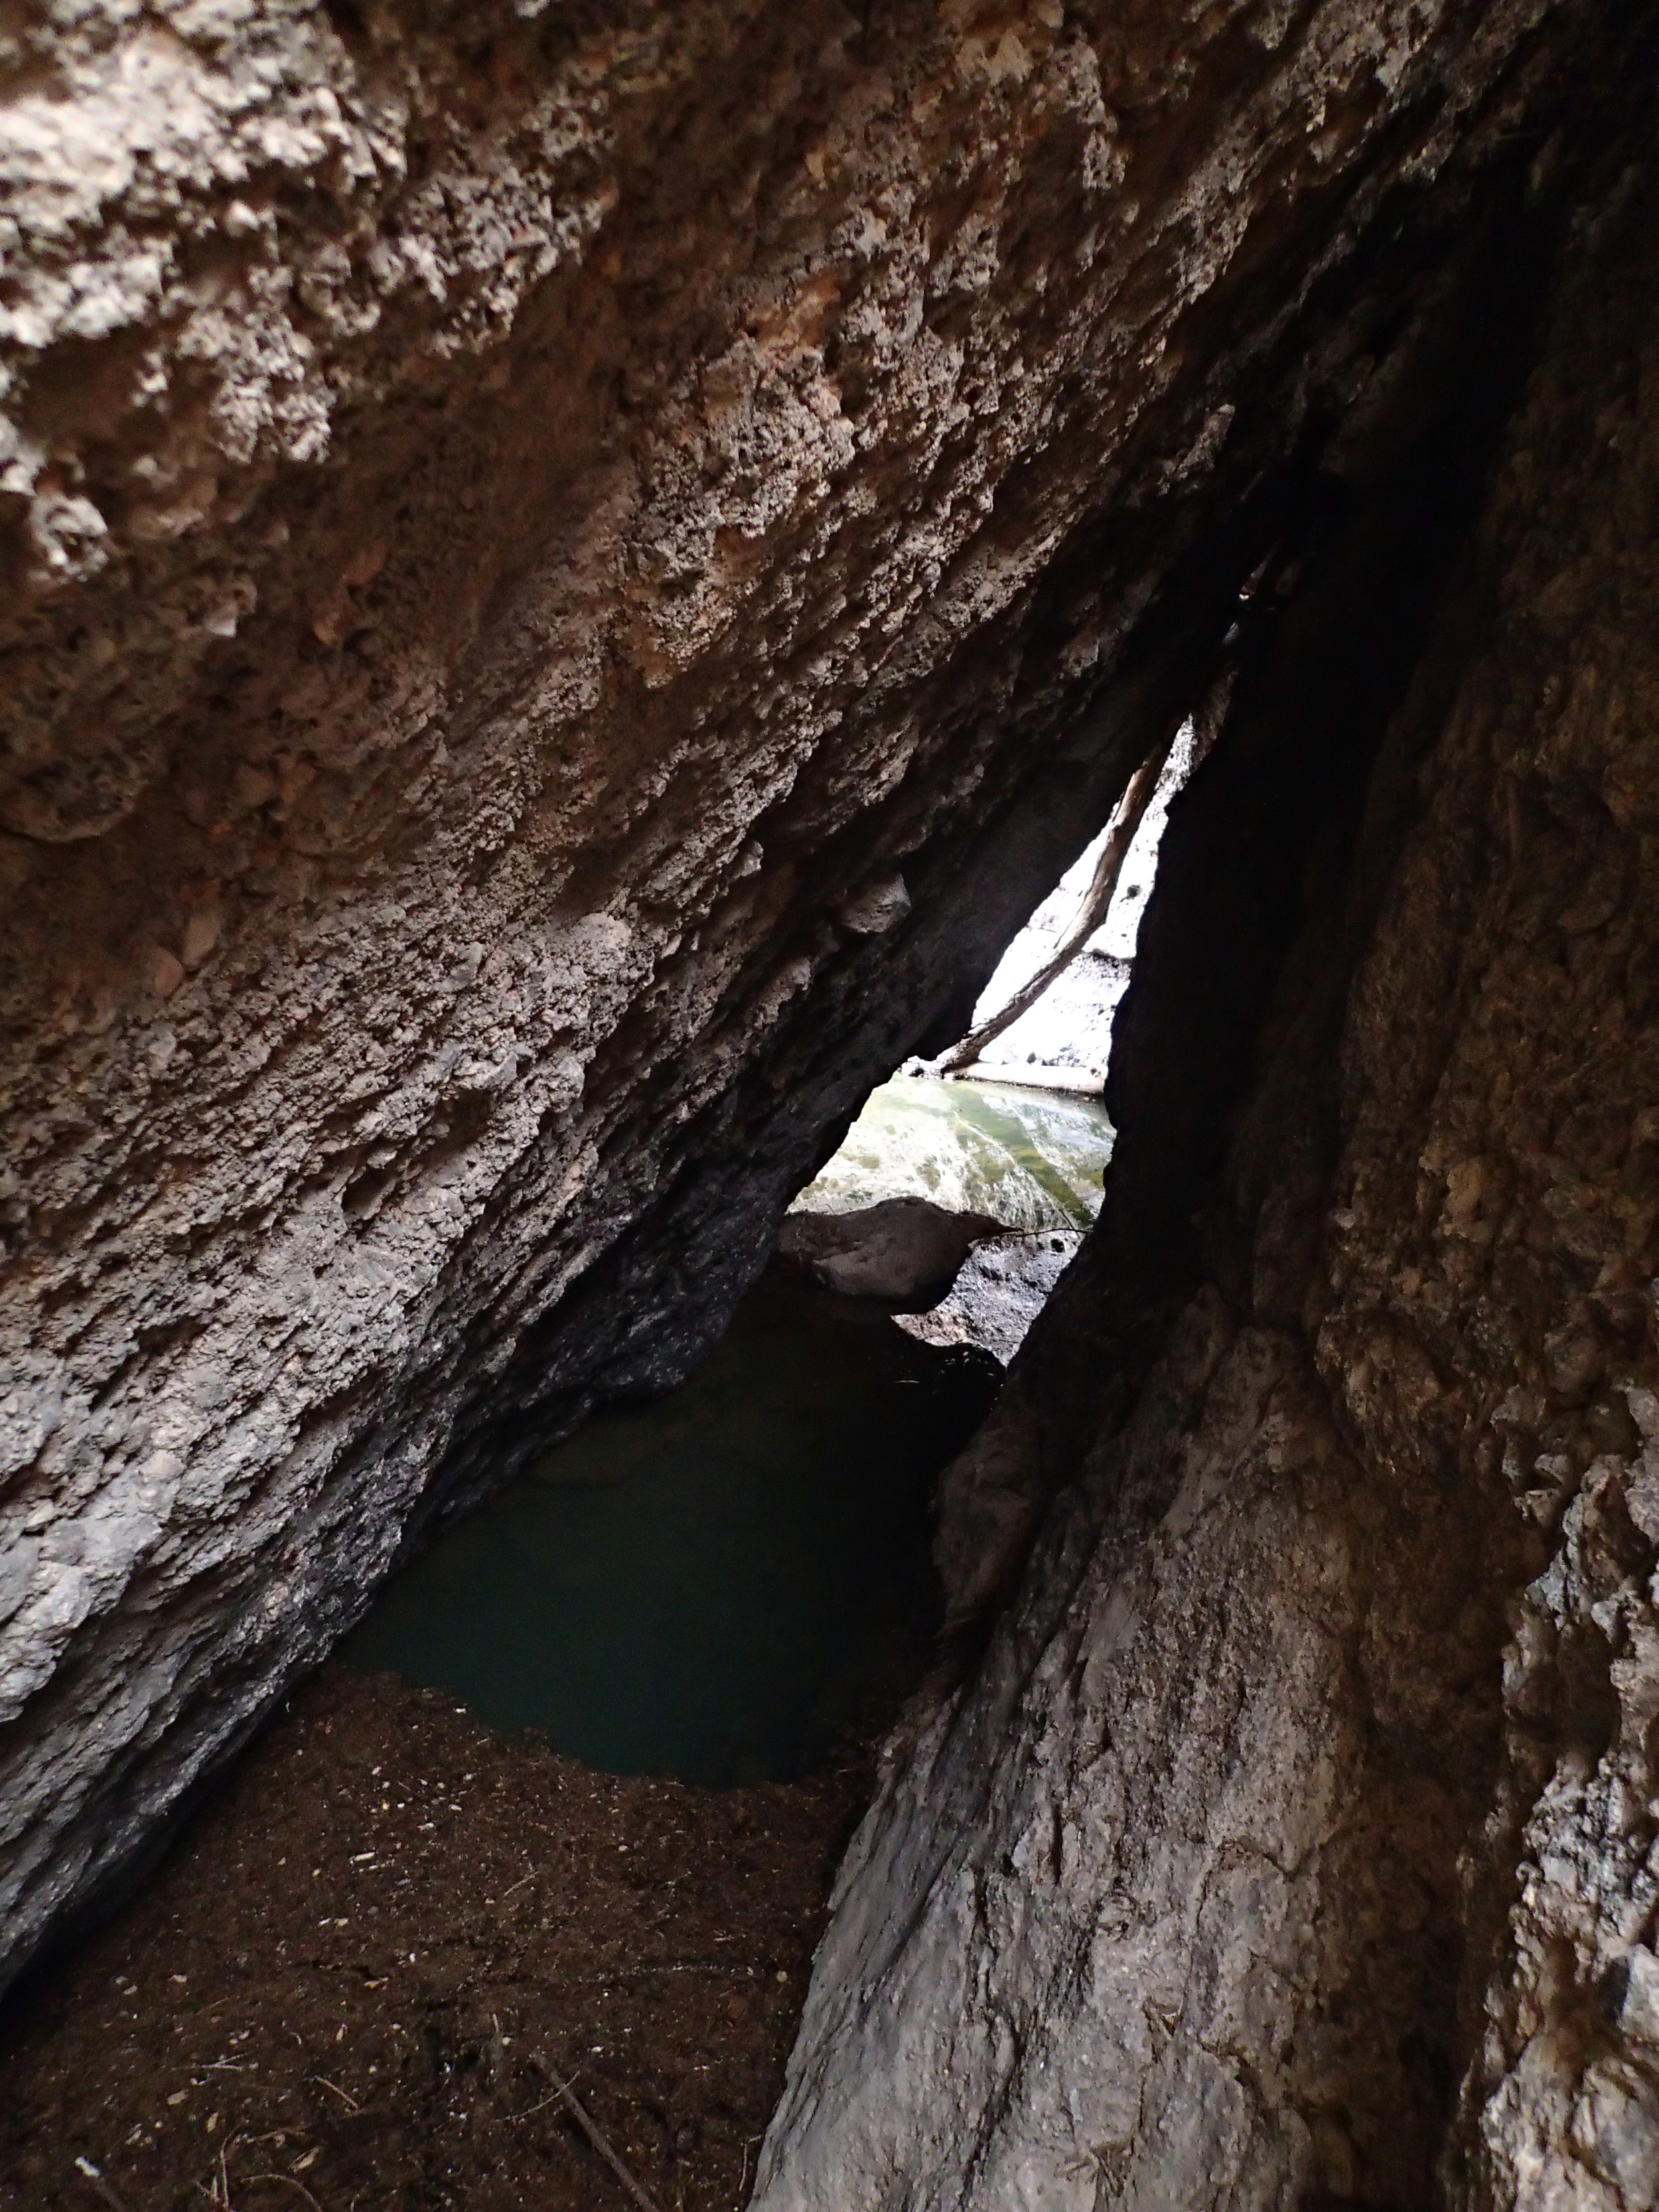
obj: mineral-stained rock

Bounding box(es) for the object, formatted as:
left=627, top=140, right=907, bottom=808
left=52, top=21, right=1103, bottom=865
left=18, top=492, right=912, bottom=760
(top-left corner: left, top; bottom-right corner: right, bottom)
left=754, top=110, right=1659, bottom=2212
left=896, top=1228, right=1079, bottom=1363
left=776, top=1197, right=1000, bottom=1305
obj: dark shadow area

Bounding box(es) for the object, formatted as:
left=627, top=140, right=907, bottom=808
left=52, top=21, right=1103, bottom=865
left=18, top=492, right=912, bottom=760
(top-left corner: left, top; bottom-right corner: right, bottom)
left=962, top=133, right=1593, bottom=1583
left=340, top=1268, right=999, bottom=1787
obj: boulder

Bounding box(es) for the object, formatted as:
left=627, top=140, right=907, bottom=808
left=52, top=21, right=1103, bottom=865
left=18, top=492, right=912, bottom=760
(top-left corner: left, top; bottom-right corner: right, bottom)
left=896, top=1231, right=1081, bottom=1365
left=776, top=1199, right=1000, bottom=1305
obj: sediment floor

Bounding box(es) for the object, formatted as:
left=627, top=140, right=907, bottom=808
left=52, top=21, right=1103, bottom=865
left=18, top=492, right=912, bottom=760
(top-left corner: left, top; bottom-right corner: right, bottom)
left=0, top=1665, right=864, bottom=2212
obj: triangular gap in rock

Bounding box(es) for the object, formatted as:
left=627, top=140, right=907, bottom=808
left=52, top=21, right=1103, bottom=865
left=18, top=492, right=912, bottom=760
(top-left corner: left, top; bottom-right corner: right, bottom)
left=775, top=709, right=1213, bottom=1368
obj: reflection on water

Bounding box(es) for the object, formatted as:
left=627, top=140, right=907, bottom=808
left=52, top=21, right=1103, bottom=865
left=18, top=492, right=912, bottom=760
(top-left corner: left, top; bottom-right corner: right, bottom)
left=342, top=1278, right=998, bottom=1785
left=792, top=1074, right=1115, bottom=1230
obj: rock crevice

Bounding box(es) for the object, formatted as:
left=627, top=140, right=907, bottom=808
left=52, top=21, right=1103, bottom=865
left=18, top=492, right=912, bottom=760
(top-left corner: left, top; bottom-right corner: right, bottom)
left=758, top=111, right=1659, bottom=2212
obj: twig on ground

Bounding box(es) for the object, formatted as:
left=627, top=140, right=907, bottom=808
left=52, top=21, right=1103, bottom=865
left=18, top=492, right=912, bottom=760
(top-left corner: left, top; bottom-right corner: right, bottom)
left=244, top=2175, right=325, bottom=2212
left=516, top=2061, right=585, bottom=2121
left=217, top=2133, right=235, bottom=2209
left=72, top=2157, right=133, bottom=2212
left=309, top=2075, right=360, bottom=2112
left=738, top=2131, right=765, bottom=2200
left=533, top=2057, right=664, bottom=2212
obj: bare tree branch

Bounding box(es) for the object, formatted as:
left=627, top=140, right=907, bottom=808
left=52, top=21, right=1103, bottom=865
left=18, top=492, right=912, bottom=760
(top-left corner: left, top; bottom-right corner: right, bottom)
left=940, top=671, right=1233, bottom=1078
left=940, top=725, right=1179, bottom=1074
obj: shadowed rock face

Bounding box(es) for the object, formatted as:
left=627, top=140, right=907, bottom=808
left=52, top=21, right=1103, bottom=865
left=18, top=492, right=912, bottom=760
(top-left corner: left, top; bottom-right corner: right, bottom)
left=756, top=117, right=1659, bottom=2212
left=1, top=0, right=1654, bottom=2191
left=898, top=1227, right=1082, bottom=1364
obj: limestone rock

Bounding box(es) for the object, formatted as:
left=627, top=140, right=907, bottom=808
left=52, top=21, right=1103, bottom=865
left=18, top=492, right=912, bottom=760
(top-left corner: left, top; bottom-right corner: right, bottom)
left=896, top=1230, right=1080, bottom=1364
left=0, top=0, right=1644, bottom=2106
left=837, top=877, right=912, bottom=938
left=776, top=1198, right=1000, bottom=1305
left=755, top=111, right=1659, bottom=2212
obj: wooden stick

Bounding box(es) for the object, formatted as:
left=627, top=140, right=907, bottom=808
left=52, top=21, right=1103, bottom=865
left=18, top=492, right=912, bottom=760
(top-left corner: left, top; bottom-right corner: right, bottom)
left=72, top=2159, right=133, bottom=2212
left=940, top=721, right=1180, bottom=1074
left=538, top=2059, right=663, bottom=2212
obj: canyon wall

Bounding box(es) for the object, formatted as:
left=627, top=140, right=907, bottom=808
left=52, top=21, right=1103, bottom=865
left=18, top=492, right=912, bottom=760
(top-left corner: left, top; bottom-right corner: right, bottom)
left=757, top=111, right=1659, bottom=2212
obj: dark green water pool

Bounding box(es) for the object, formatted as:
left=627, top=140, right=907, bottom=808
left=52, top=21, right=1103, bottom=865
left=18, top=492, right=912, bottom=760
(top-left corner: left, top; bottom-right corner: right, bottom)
left=342, top=1278, right=999, bottom=1786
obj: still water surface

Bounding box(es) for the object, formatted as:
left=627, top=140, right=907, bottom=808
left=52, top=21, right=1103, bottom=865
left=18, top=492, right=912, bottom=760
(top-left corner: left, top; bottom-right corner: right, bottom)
left=344, top=1076, right=1109, bottom=1783
left=343, top=1280, right=997, bottom=1785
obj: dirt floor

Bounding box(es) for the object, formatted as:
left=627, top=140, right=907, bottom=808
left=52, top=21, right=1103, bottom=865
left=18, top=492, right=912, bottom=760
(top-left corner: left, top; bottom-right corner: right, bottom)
left=0, top=1663, right=870, bottom=2212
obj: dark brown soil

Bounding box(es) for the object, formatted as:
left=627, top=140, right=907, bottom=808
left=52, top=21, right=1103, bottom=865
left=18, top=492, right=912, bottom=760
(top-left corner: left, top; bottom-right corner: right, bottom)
left=0, top=1663, right=869, bottom=2212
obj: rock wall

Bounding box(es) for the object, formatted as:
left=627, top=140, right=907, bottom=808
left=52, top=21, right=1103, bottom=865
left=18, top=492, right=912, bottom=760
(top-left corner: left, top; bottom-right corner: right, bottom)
left=3, top=0, right=1615, bottom=1998
left=755, top=112, right=1659, bottom=2212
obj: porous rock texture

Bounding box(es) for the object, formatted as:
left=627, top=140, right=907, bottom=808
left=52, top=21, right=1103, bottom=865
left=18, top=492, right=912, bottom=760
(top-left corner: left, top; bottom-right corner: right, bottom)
left=0, top=0, right=1607, bottom=2001
left=755, top=112, right=1659, bottom=2212
left=897, top=1226, right=1081, bottom=1364
left=0, top=0, right=1644, bottom=2149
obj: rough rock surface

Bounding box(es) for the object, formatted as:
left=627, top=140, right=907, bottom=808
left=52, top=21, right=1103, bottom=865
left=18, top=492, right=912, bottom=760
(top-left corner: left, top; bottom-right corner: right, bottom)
left=897, top=1227, right=1079, bottom=1364
left=3, top=0, right=1605, bottom=1993
left=755, top=119, right=1659, bottom=2212
left=776, top=1196, right=999, bottom=1305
